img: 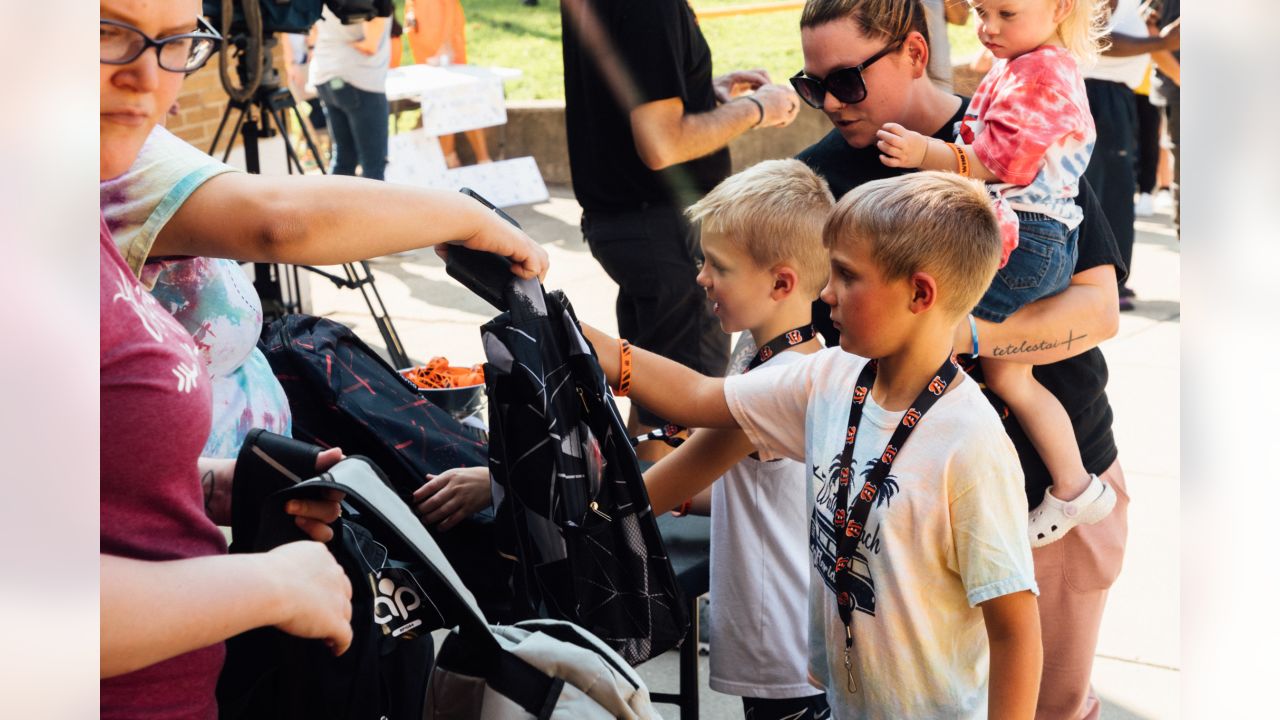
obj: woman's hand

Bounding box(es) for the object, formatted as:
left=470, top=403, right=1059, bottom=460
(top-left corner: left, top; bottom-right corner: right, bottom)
left=436, top=203, right=550, bottom=281
left=285, top=447, right=347, bottom=542
left=262, top=541, right=353, bottom=655
left=412, top=466, right=493, bottom=531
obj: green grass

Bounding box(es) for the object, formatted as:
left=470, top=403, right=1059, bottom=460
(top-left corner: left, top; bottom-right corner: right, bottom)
left=399, top=0, right=982, bottom=101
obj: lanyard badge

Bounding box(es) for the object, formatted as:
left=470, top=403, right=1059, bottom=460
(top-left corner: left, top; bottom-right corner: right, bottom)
left=830, top=353, right=961, bottom=693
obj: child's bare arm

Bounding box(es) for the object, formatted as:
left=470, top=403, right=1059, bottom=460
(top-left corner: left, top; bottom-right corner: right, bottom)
left=981, top=590, right=1043, bottom=719
left=580, top=323, right=738, bottom=429
left=644, top=427, right=756, bottom=515
left=876, top=123, right=1000, bottom=181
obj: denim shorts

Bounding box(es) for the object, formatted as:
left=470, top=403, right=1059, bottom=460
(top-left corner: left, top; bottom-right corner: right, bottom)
left=973, top=212, right=1078, bottom=323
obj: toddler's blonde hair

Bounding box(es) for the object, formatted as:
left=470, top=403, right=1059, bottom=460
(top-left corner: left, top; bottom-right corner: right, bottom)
left=686, top=159, right=836, bottom=297
left=1054, top=0, right=1111, bottom=67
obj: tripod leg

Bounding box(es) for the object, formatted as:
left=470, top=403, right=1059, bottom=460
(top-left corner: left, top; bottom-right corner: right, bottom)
left=266, top=104, right=306, bottom=175
left=209, top=101, right=237, bottom=157
left=343, top=261, right=411, bottom=369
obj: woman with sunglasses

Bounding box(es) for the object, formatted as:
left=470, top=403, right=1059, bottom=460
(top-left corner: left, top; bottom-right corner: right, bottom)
left=99, top=1, right=547, bottom=717
left=792, top=2, right=1129, bottom=718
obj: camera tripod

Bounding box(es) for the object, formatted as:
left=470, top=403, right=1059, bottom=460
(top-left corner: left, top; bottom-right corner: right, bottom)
left=208, top=35, right=411, bottom=369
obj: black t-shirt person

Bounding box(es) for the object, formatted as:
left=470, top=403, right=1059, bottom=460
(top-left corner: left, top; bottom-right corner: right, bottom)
left=561, top=0, right=731, bottom=211
left=796, top=97, right=1127, bottom=504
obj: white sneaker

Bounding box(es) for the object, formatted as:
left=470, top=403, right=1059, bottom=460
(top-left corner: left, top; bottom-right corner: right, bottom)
left=1135, top=193, right=1155, bottom=217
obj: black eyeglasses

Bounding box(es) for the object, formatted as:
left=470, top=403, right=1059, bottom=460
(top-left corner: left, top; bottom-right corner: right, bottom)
left=100, top=17, right=222, bottom=74
left=789, top=39, right=904, bottom=109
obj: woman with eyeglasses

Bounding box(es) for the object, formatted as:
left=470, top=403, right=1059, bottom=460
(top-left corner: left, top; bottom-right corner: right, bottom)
left=791, top=1, right=1129, bottom=718
left=99, top=1, right=548, bottom=717
left=101, top=0, right=548, bottom=467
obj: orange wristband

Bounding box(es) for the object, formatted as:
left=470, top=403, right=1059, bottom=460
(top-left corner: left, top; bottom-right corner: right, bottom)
left=671, top=498, right=693, bottom=517
left=945, top=142, right=970, bottom=177
left=617, top=338, right=633, bottom=397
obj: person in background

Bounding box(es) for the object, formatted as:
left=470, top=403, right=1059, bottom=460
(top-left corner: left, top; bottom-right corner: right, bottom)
left=282, top=31, right=326, bottom=134
left=310, top=6, right=391, bottom=179
left=922, top=0, right=973, bottom=91
left=404, top=0, right=493, bottom=168
left=560, top=0, right=800, bottom=461
left=1079, top=0, right=1179, bottom=309
left=1132, top=58, right=1161, bottom=218
left=1150, top=0, right=1179, bottom=234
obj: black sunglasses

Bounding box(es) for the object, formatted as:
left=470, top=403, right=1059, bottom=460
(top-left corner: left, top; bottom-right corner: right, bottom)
left=100, top=16, right=223, bottom=74
left=789, top=39, right=905, bottom=109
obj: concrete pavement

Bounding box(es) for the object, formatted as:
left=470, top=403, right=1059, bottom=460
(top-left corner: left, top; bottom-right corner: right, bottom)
left=306, top=187, right=1180, bottom=719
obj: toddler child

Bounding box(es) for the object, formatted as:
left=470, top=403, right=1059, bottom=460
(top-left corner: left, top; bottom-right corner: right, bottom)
left=585, top=172, right=1041, bottom=719
left=875, top=0, right=1116, bottom=547
left=647, top=159, right=834, bottom=719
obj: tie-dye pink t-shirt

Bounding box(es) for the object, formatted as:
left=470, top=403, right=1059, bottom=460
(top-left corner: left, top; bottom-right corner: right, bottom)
left=957, top=45, right=1095, bottom=263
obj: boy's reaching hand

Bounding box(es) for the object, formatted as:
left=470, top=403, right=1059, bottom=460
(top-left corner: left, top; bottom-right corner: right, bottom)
left=877, top=123, right=930, bottom=169
left=412, top=467, right=493, bottom=531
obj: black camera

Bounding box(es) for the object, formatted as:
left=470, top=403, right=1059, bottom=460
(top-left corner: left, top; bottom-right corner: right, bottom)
left=203, top=0, right=393, bottom=35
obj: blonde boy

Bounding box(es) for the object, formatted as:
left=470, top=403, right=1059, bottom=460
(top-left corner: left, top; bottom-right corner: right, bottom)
left=652, top=159, right=833, bottom=718
left=586, top=172, right=1042, bottom=719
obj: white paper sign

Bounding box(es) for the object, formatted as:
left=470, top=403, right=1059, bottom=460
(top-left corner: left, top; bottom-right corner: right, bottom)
left=385, top=65, right=508, bottom=136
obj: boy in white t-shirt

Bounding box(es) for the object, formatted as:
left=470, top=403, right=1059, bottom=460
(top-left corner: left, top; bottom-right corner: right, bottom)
left=586, top=172, right=1041, bottom=719
left=647, top=159, right=834, bottom=719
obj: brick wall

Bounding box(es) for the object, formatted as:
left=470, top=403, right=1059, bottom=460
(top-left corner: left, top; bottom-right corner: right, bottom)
left=165, top=41, right=288, bottom=151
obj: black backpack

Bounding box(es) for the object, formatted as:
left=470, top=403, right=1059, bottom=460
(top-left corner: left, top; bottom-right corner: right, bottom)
left=257, top=313, right=513, bottom=621
left=221, top=453, right=660, bottom=719
left=217, top=431, right=442, bottom=720
left=445, top=246, right=688, bottom=666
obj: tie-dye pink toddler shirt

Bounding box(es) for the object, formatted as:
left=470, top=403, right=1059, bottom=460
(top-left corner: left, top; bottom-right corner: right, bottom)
left=957, top=45, right=1095, bottom=264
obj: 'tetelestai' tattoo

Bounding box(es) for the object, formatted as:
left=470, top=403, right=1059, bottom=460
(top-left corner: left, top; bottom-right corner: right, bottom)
left=990, top=329, right=1087, bottom=358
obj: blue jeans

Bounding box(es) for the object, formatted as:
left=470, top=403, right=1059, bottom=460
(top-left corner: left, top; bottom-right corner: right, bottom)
left=316, top=78, right=388, bottom=180
left=973, top=212, right=1078, bottom=323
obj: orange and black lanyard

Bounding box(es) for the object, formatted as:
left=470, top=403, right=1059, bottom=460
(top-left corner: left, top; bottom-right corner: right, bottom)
left=630, top=325, right=817, bottom=448
left=745, top=324, right=817, bottom=371
left=830, top=353, right=961, bottom=694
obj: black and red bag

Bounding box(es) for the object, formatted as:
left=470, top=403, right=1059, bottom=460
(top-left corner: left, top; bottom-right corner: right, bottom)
left=257, top=313, right=512, bottom=621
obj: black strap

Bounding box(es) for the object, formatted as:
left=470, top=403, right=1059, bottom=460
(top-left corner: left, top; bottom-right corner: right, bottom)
left=746, top=324, right=817, bottom=371
left=831, top=355, right=961, bottom=647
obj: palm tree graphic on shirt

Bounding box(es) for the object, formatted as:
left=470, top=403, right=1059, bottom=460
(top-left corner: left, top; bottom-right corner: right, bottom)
left=818, top=455, right=900, bottom=616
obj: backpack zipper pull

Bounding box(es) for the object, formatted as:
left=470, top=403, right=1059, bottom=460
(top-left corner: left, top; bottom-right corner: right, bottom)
left=589, top=501, right=612, bottom=521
